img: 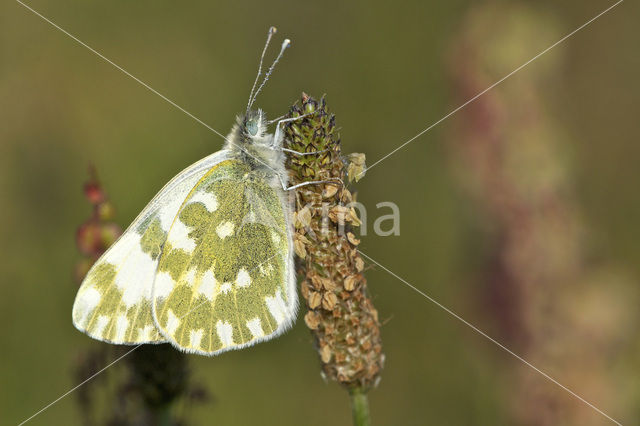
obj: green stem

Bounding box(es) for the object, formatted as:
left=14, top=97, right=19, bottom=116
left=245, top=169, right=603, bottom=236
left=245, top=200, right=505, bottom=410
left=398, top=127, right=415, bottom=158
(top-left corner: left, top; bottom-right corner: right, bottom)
left=349, top=387, right=371, bottom=426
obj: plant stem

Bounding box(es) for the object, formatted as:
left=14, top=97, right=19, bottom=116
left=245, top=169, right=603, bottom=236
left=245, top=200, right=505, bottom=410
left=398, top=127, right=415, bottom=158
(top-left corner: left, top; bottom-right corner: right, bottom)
left=349, top=387, right=371, bottom=426
left=285, top=94, right=382, bottom=425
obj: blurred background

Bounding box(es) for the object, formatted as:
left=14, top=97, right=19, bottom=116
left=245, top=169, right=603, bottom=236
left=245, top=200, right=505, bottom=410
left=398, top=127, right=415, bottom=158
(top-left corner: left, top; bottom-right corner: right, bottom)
left=1, top=0, right=639, bottom=424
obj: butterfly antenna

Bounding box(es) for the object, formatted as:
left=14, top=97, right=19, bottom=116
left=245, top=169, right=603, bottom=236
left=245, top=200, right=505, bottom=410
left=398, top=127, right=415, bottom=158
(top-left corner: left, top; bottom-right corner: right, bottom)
left=250, top=38, right=291, bottom=109
left=247, top=26, right=277, bottom=114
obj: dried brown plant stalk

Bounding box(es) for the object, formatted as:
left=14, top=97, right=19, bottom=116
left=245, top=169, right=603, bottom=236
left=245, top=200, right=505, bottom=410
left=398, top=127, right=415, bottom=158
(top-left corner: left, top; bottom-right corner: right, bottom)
left=448, top=4, right=633, bottom=424
left=284, top=94, right=383, bottom=424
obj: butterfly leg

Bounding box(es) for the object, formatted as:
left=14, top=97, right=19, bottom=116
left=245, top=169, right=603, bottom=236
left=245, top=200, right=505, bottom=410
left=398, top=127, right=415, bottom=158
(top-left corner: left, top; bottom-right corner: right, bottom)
left=281, top=147, right=330, bottom=156
left=266, top=114, right=286, bottom=125
left=273, top=114, right=329, bottom=156
left=273, top=113, right=315, bottom=148
left=272, top=113, right=343, bottom=190
left=282, top=177, right=344, bottom=192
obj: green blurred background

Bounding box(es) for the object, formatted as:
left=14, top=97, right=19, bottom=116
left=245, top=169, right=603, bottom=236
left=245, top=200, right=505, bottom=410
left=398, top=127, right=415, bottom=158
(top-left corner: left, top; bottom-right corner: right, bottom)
left=1, top=0, right=639, bottom=424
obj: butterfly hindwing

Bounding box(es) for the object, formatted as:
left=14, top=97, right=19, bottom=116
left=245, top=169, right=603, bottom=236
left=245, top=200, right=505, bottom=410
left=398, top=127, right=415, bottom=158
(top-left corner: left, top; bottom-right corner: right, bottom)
left=152, top=159, right=296, bottom=355
left=72, top=151, right=230, bottom=344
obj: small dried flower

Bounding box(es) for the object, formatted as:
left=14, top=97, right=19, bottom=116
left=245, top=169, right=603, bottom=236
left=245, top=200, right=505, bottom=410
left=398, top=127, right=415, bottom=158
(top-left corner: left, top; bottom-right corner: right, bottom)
left=346, top=153, right=367, bottom=182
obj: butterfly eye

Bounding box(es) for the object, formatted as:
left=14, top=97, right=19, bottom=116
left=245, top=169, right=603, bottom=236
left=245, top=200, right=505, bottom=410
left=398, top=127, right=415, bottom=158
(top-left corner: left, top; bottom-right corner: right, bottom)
left=246, top=119, right=259, bottom=136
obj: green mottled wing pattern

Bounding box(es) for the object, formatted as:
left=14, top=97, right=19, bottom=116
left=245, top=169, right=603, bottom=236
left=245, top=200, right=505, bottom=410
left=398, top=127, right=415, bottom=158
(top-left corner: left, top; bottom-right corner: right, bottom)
left=152, top=159, right=296, bottom=355
left=72, top=151, right=230, bottom=344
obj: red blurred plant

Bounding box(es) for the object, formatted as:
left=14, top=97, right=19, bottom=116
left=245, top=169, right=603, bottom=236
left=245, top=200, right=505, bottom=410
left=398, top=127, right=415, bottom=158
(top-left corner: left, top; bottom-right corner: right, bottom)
left=72, top=166, right=210, bottom=426
left=447, top=3, right=633, bottom=424
left=74, top=166, right=122, bottom=284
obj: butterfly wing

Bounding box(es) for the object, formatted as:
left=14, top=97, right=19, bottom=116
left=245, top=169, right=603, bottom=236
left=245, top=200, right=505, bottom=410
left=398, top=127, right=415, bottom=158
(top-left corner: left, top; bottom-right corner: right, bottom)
left=152, top=159, right=296, bottom=355
left=72, top=150, right=231, bottom=344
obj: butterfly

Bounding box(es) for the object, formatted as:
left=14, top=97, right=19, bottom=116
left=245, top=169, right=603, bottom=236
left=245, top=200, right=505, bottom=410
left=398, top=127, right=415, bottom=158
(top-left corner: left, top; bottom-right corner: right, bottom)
left=72, top=27, right=335, bottom=356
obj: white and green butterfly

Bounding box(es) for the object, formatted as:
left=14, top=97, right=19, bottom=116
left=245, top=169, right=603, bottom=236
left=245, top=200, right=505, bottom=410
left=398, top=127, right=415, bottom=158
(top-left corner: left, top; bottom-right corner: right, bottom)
left=72, top=27, right=333, bottom=356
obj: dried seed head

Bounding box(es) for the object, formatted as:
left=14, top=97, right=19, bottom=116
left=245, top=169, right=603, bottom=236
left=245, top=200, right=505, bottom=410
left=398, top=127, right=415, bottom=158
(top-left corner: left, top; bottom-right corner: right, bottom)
left=293, top=234, right=307, bottom=259
left=320, top=345, right=333, bottom=363
left=285, top=94, right=384, bottom=391
left=308, top=291, right=322, bottom=309
left=323, top=184, right=339, bottom=199
left=296, top=206, right=312, bottom=228
left=347, top=232, right=360, bottom=246
left=322, top=292, right=338, bottom=310
left=346, top=153, right=367, bottom=182
left=329, top=205, right=351, bottom=225
left=349, top=208, right=362, bottom=227
left=344, top=275, right=359, bottom=291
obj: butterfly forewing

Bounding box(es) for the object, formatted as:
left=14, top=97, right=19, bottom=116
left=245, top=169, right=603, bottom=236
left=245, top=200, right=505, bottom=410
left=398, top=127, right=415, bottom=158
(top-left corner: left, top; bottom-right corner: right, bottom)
left=152, top=159, right=296, bottom=355
left=72, top=151, right=230, bottom=344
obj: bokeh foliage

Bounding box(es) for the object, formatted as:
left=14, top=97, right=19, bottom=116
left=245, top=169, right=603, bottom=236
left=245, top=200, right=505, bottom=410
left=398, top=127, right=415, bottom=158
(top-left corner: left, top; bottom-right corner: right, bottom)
left=1, top=0, right=639, bottom=424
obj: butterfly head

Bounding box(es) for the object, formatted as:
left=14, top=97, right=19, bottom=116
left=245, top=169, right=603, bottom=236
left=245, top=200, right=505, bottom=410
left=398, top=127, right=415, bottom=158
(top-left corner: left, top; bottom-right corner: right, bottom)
left=243, top=109, right=266, bottom=139
left=225, top=28, right=290, bottom=163
left=226, top=109, right=281, bottom=171
left=227, top=109, right=271, bottom=153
